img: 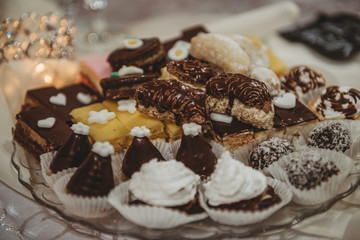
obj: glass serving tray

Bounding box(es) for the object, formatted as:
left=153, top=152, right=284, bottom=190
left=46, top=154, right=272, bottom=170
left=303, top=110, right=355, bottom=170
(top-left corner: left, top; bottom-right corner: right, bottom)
left=11, top=141, right=360, bottom=240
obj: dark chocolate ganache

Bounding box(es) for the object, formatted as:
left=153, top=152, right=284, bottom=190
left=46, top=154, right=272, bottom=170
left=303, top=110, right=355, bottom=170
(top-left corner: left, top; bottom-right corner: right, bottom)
left=135, top=79, right=209, bottom=125
left=122, top=136, right=165, bottom=178
left=66, top=151, right=114, bottom=197
left=166, top=59, right=218, bottom=85
left=206, top=73, right=272, bottom=113
left=101, top=73, right=158, bottom=89
left=280, top=13, right=360, bottom=60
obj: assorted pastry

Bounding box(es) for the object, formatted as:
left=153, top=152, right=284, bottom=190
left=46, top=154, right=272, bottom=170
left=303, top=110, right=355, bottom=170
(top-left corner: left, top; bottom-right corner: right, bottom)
left=11, top=25, right=360, bottom=228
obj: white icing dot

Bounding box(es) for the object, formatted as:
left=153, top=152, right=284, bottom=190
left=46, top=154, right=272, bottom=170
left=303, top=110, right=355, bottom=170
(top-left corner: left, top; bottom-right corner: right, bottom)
left=117, top=99, right=137, bottom=113
left=92, top=141, right=114, bottom=157
left=182, top=123, right=202, bottom=136
left=37, top=117, right=56, bottom=128
left=130, top=126, right=150, bottom=138
left=209, top=112, right=233, bottom=124
left=71, top=122, right=90, bottom=135
left=118, top=65, right=144, bottom=76
left=76, top=92, right=92, bottom=105
left=49, top=93, right=66, bottom=106
left=88, top=109, right=115, bottom=125
left=124, top=39, right=143, bottom=49
left=273, top=92, right=296, bottom=109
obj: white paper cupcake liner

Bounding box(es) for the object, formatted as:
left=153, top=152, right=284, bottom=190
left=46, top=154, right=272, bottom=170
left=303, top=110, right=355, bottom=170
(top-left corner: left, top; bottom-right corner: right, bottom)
left=170, top=139, right=227, bottom=160
left=40, top=151, right=77, bottom=188
left=232, top=135, right=306, bottom=175
left=198, top=178, right=292, bottom=226
left=298, top=119, right=360, bottom=160
left=108, top=182, right=208, bottom=229
left=53, top=173, right=113, bottom=218
left=111, top=139, right=173, bottom=184
left=267, top=147, right=354, bottom=205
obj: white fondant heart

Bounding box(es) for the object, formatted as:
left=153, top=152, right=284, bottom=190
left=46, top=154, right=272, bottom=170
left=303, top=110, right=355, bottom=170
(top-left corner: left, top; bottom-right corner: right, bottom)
left=49, top=93, right=66, bottom=106
left=76, top=92, right=92, bottom=105
left=37, top=117, right=56, bottom=128
left=273, top=92, right=296, bottom=109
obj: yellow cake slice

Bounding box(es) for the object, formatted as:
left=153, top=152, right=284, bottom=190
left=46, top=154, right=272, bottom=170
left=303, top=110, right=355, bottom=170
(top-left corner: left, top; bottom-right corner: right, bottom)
left=164, top=122, right=183, bottom=142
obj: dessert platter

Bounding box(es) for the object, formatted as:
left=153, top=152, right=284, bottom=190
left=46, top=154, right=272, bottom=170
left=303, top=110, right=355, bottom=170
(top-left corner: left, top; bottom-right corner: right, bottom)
left=2, top=3, right=360, bottom=239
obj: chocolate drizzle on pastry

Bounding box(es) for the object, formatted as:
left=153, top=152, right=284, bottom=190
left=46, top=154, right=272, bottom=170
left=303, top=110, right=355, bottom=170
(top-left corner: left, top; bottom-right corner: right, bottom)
left=206, top=73, right=272, bottom=113
left=50, top=133, right=91, bottom=173
left=135, top=79, right=209, bottom=125
left=281, top=65, right=326, bottom=96
left=176, top=134, right=217, bottom=179
left=107, top=38, right=165, bottom=71
left=166, top=59, right=218, bottom=86
left=66, top=151, right=114, bottom=197
left=315, top=86, right=360, bottom=119
left=122, top=136, right=165, bottom=178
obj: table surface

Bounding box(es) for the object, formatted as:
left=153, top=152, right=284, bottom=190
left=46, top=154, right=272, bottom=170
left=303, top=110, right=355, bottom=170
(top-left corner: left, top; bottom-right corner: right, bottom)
left=1, top=0, right=360, bottom=239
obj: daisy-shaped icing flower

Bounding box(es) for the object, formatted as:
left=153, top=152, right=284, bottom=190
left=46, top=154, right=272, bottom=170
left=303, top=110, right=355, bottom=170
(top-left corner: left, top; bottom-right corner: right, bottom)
left=88, top=109, right=115, bottom=125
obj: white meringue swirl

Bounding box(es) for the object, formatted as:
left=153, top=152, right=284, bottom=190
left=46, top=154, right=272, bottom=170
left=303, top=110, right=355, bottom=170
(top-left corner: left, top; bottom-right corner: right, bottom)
left=129, top=159, right=200, bottom=207
left=204, top=152, right=267, bottom=206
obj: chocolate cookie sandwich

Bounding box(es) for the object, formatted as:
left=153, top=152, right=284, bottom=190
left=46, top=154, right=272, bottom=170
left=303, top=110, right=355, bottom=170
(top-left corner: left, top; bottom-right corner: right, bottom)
left=206, top=73, right=274, bottom=129
left=108, top=159, right=207, bottom=229
left=13, top=105, right=72, bottom=158
left=268, top=147, right=354, bottom=205
left=107, top=37, right=165, bottom=72
left=135, top=79, right=210, bottom=127
left=199, top=152, right=291, bottom=226
left=160, top=59, right=219, bottom=89
left=40, top=122, right=91, bottom=187
left=53, top=141, right=115, bottom=217
left=101, top=66, right=158, bottom=99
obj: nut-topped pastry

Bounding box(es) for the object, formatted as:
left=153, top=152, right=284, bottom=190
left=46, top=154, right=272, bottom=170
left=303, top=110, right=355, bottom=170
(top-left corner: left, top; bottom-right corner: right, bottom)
left=311, top=85, right=360, bottom=120
left=160, top=59, right=219, bottom=88
left=135, top=79, right=209, bottom=126
left=107, top=37, right=165, bottom=72
left=206, top=73, right=274, bottom=129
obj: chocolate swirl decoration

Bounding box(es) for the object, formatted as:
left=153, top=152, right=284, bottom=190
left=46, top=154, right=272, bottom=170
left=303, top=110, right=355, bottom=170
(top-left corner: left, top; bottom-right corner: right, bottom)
left=281, top=65, right=326, bottom=96
left=135, top=79, right=209, bottom=125
left=316, top=85, right=360, bottom=118
left=206, top=73, right=272, bottom=113
left=166, top=59, right=218, bottom=85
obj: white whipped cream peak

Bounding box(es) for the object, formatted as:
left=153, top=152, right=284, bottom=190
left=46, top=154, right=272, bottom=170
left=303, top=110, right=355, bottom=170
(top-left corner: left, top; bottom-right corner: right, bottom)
left=130, top=126, right=150, bottom=138
left=37, top=117, right=56, bottom=128
left=76, top=92, right=92, bottom=105
left=92, top=141, right=114, bottom=157
left=88, top=109, right=115, bottom=125
left=204, top=151, right=267, bottom=206
left=209, top=112, right=233, bottom=124
left=182, top=122, right=202, bottom=136
left=49, top=93, right=66, bottom=106
left=129, top=159, right=200, bottom=207
left=117, top=99, right=137, bottom=113
left=118, top=65, right=144, bottom=76
left=71, top=122, right=90, bottom=135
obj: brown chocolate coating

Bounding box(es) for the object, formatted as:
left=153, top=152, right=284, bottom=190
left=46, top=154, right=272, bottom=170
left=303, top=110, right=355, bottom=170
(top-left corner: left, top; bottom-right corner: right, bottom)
left=50, top=133, right=91, bottom=173
left=100, top=73, right=158, bottom=99
left=206, top=73, right=272, bottom=113
left=281, top=65, right=326, bottom=96
left=13, top=106, right=72, bottom=158
left=166, top=59, right=218, bottom=85
left=135, top=79, right=209, bottom=125
left=176, top=134, right=217, bottom=179
left=315, top=85, right=360, bottom=119
left=122, top=136, right=165, bottom=178
left=208, top=186, right=281, bottom=211
left=107, top=38, right=165, bottom=71
left=66, top=151, right=114, bottom=197
left=130, top=194, right=204, bottom=215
